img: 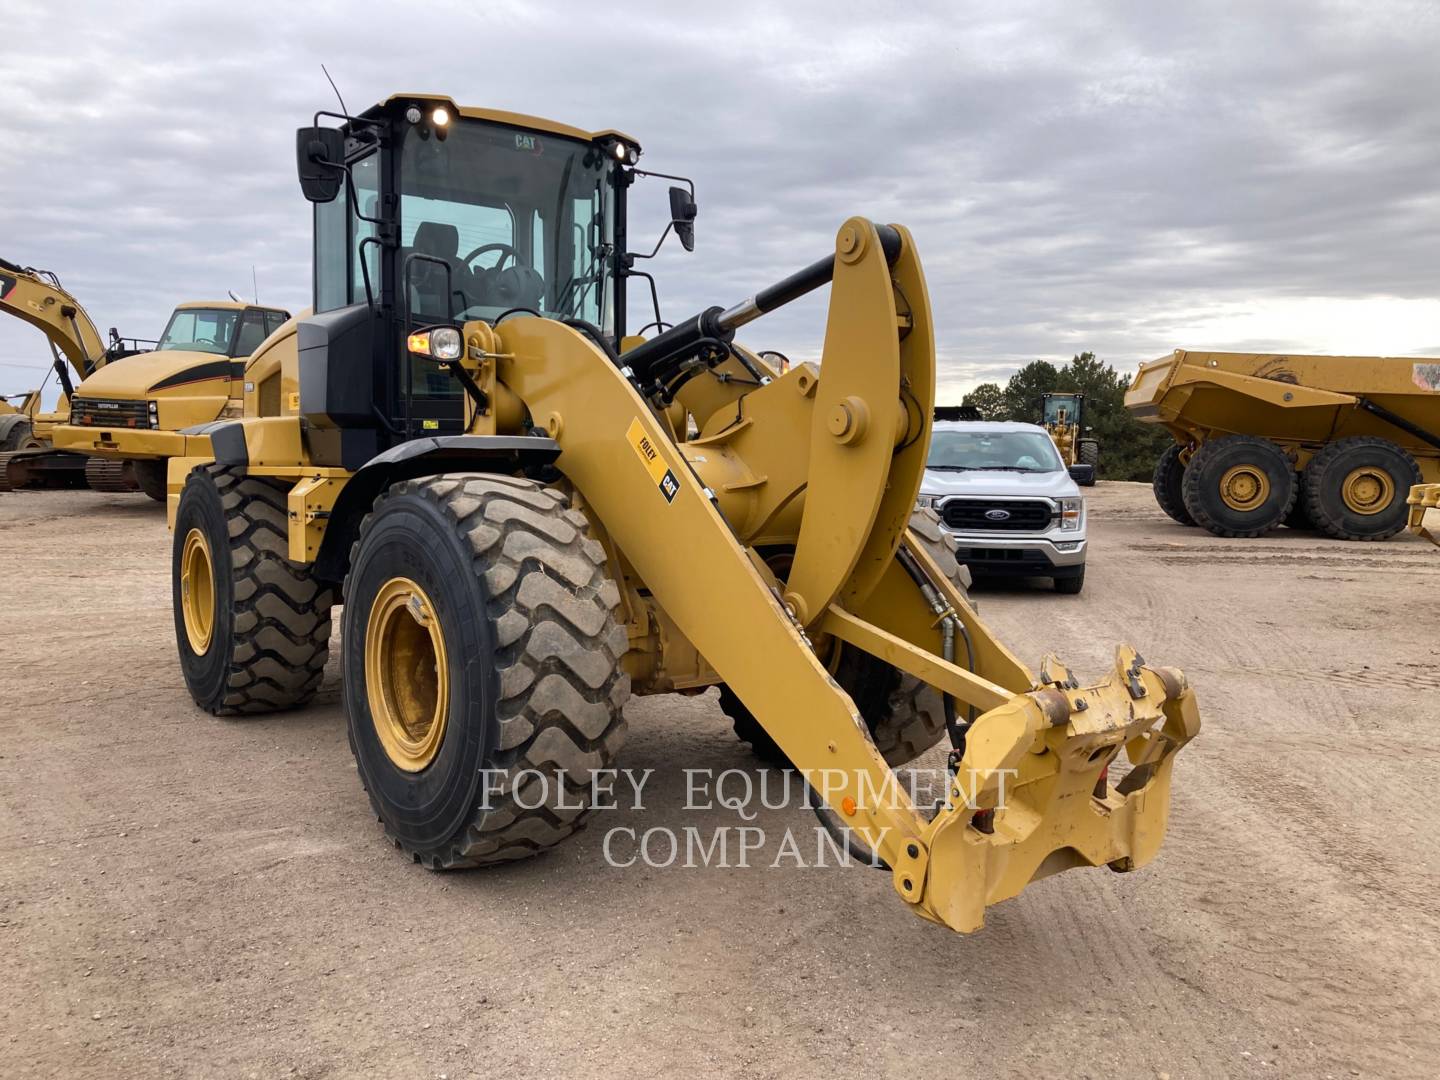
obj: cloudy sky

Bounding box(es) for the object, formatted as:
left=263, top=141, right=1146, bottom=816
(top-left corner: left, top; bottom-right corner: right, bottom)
left=3, top=0, right=1437, bottom=407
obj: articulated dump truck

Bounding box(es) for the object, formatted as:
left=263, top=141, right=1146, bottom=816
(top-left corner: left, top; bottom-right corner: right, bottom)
left=1127, top=349, right=1440, bottom=540
left=167, top=94, right=1200, bottom=933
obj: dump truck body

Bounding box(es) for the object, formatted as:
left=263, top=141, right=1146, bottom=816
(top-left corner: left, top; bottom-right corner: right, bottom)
left=1127, top=350, right=1440, bottom=539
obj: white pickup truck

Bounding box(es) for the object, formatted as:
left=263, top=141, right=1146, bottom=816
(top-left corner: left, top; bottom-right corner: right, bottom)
left=917, top=417, right=1091, bottom=594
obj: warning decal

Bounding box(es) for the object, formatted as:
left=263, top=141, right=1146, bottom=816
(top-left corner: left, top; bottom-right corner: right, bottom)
left=627, top=418, right=680, bottom=503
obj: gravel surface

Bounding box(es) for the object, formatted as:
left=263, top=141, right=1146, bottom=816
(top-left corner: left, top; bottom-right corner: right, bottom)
left=2, top=481, right=1437, bottom=1078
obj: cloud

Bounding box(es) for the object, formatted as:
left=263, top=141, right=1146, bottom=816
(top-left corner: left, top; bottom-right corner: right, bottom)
left=2, top=0, right=1437, bottom=407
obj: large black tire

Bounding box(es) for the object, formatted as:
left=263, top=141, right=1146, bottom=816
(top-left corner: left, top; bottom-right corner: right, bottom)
left=1152, top=444, right=1195, bottom=526
left=1283, top=484, right=1313, bottom=530
left=172, top=466, right=334, bottom=714
left=132, top=458, right=168, bottom=502
left=0, top=416, right=39, bottom=452
left=726, top=507, right=965, bottom=768
left=1077, top=439, right=1099, bottom=483
left=344, top=474, right=630, bottom=868
left=1181, top=435, right=1295, bottom=538
left=1302, top=436, right=1421, bottom=541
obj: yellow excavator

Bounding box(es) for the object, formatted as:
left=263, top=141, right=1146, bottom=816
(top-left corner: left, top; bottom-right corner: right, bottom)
left=1, top=257, right=290, bottom=497
left=166, top=94, right=1199, bottom=933
left=0, top=256, right=153, bottom=483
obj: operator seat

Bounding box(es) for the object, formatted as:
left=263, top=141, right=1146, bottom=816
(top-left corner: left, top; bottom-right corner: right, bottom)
left=406, top=222, right=474, bottom=319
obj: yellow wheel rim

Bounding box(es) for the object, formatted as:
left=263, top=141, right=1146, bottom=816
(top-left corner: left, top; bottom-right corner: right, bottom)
left=1218, top=464, right=1271, bottom=512
left=179, top=528, right=216, bottom=654
left=365, top=577, right=450, bottom=772
left=1340, top=466, right=1394, bottom=515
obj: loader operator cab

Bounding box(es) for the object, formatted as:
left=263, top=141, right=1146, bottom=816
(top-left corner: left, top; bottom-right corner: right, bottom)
left=298, top=95, right=695, bottom=463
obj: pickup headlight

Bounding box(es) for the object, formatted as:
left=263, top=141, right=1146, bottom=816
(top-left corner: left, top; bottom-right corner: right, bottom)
left=915, top=494, right=940, bottom=510
left=1058, top=497, right=1083, bottom=531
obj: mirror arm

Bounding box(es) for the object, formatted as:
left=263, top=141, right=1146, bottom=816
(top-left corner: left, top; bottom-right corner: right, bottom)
left=628, top=222, right=674, bottom=262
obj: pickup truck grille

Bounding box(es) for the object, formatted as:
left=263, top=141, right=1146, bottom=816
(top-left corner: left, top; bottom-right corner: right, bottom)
left=940, top=498, right=1054, bottom=532
left=70, top=397, right=151, bottom=429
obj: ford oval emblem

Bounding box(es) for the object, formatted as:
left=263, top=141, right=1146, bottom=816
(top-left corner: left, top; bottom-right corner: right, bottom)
left=984, top=508, right=1011, bottom=521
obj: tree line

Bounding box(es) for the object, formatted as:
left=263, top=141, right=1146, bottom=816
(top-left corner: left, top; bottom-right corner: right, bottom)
left=958, top=352, right=1172, bottom=482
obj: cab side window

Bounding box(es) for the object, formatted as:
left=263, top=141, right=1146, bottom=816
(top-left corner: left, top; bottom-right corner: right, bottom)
left=264, top=311, right=288, bottom=337
left=234, top=310, right=268, bottom=356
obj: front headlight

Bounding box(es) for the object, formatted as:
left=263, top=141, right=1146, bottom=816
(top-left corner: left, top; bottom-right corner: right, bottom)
left=406, top=326, right=463, bottom=361
left=1058, top=496, right=1083, bottom=531
left=915, top=494, right=940, bottom=510
left=148, top=400, right=159, bottom=429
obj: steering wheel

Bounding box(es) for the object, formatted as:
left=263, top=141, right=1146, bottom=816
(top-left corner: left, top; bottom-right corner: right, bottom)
left=463, top=243, right=520, bottom=271
left=196, top=338, right=221, bottom=349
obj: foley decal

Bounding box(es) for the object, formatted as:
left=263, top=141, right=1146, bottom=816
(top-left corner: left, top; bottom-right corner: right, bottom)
left=627, top=418, right=680, bottom=503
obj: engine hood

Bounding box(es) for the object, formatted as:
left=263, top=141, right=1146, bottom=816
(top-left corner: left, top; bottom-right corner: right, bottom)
left=76, top=349, right=239, bottom=399
left=920, top=467, right=1080, bottom=500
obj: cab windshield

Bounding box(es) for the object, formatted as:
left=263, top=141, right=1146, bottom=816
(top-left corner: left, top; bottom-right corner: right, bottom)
left=397, top=118, right=615, bottom=332
left=157, top=308, right=239, bottom=355
left=928, top=429, right=1064, bottom=473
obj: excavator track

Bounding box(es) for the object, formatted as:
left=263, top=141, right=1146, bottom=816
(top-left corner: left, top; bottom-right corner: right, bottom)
left=0, top=449, right=91, bottom=491
left=83, top=457, right=137, bottom=492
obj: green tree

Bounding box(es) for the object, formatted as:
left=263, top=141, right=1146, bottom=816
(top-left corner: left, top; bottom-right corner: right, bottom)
left=1000, top=361, right=1060, bottom=423
left=980, top=351, right=1171, bottom=482
left=961, top=382, right=1005, bottom=419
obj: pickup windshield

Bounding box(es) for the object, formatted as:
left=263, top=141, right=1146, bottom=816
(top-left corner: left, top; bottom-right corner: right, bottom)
left=928, top=429, right=1064, bottom=473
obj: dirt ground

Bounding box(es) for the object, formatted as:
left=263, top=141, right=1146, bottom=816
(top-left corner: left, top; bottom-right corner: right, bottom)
left=2, top=481, right=1438, bottom=1079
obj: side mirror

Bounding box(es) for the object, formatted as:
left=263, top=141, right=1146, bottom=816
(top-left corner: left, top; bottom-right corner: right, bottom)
left=1068, top=464, right=1095, bottom=485
left=669, top=186, right=697, bottom=252
left=295, top=126, right=345, bottom=203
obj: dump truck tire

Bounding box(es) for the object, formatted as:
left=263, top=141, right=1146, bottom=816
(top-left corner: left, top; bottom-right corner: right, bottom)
left=1302, top=436, right=1421, bottom=541
left=343, top=474, right=630, bottom=868
left=132, top=458, right=167, bottom=502
left=0, top=416, right=39, bottom=452
left=1152, top=444, right=1195, bottom=526
left=172, top=465, right=334, bottom=715
left=1181, top=435, right=1295, bottom=538
left=1077, top=439, right=1099, bottom=482
left=726, top=507, right=964, bottom=767
left=1284, top=484, right=1313, bottom=530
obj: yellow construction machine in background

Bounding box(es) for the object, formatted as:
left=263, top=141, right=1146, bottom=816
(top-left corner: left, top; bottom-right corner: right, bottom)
left=165, top=95, right=1199, bottom=933
left=0, top=255, right=153, bottom=484
left=1408, top=483, right=1440, bottom=546
left=0, top=263, right=290, bottom=497
left=49, top=300, right=291, bottom=498
left=1127, top=349, right=1440, bottom=540
left=1041, top=391, right=1098, bottom=485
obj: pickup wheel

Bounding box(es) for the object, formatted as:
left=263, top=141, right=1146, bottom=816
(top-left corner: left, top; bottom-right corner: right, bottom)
left=1054, top=566, right=1085, bottom=595
left=1152, top=444, right=1195, bottom=526
left=1181, top=435, right=1295, bottom=538
left=1302, top=437, right=1420, bottom=541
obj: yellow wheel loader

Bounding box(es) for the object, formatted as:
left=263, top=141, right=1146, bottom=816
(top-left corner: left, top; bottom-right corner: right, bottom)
left=1041, top=392, right=1098, bottom=485
left=0, top=256, right=154, bottom=488
left=167, top=95, right=1199, bottom=933
left=1126, top=349, right=1440, bottom=540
